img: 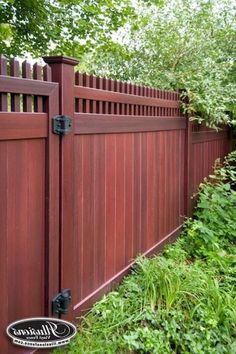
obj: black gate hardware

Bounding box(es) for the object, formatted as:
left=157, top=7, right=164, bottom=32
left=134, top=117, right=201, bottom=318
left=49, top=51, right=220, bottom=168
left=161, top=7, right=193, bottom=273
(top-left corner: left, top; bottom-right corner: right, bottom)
left=52, top=115, right=72, bottom=135
left=52, top=289, right=72, bottom=315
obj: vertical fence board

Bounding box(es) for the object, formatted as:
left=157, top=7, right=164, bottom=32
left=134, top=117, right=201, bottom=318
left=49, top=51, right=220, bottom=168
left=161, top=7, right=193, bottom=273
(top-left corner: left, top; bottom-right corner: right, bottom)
left=93, top=134, right=106, bottom=287
left=124, top=133, right=134, bottom=263
left=10, top=58, right=20, bottom=111
left=133, top=133, right=142, bottom=254
left=105, top=135, right=116, bottom=279
left=33, top=63, right=43, bottom=112
left=22, top=61, right=32, bottom=112
left=115, top=134, right=126, bottom=272
left=140, top=133, right=147, bottom=252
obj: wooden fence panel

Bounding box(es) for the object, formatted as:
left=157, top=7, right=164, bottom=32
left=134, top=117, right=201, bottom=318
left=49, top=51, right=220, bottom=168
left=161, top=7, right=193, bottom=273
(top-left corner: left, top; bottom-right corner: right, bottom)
left=70, top=129, right=185, bottom=311
left=43, top=56, right=187, bottom=318
left=190, top=124, right=231, bottom=210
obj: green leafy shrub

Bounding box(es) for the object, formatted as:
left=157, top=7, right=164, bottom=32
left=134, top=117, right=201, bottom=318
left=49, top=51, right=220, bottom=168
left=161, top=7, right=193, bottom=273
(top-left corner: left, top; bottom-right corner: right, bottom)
left=82, top=0, right=236, bottom=128
left=181, top=151, right=236, bottom=258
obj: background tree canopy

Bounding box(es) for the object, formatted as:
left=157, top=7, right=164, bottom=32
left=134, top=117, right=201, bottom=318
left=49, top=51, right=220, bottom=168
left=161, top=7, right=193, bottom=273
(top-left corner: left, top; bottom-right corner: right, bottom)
left=0, top=0, right=135, bottom=57
left=0, top=0, right=235, bottom=127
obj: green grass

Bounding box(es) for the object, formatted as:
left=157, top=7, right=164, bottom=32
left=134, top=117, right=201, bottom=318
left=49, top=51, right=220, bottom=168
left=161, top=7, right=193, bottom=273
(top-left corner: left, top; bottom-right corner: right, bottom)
left=54, top=151, right=236, bottom=354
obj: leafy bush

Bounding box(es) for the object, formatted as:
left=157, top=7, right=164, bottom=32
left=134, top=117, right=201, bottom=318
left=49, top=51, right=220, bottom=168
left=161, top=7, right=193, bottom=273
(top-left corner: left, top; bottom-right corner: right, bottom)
left=181, top=151, right=236, bottom=258
left=54, top=151, right=236, bottom=354
left=82, top=0, right=236, bottom=128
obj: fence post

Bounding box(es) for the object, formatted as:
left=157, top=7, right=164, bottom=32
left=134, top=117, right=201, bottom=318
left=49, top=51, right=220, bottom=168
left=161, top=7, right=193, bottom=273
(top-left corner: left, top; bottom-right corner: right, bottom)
left=184, top=118, right=192, bottom=216
left=180, top=90, right=193, bottom=217
left=43, top=56, right=79, bottom=317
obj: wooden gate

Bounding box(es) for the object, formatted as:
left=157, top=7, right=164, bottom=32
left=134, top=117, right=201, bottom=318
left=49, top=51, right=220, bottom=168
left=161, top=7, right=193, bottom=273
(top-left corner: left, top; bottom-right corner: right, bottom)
left=0, top=57, right=60, bottom=353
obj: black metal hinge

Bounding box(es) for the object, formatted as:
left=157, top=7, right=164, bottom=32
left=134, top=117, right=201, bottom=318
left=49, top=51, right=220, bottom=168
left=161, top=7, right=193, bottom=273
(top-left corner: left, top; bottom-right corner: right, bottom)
left=52, top=289, right=72, bottom=315
left=52, top=115, right=72, bottom=135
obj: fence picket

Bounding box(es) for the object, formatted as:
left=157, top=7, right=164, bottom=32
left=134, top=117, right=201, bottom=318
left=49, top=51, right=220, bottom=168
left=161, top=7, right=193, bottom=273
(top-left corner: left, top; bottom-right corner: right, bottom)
left=33, top=63, right=43, bottom=112
left=0, top=55, right=7, bottom=111
left=22, top=61, right=32, bottom=112
left=10, top=58, right=20, bottom=112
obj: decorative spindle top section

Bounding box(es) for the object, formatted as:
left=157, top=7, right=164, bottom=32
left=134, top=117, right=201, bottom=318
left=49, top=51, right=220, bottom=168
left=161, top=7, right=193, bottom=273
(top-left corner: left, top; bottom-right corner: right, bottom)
left=43, top=56, right=79, bottom=66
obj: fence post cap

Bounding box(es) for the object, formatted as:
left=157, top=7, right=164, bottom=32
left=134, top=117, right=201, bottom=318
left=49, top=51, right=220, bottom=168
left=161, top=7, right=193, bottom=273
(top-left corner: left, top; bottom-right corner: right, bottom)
left=43, top=55, right=79, bottom=66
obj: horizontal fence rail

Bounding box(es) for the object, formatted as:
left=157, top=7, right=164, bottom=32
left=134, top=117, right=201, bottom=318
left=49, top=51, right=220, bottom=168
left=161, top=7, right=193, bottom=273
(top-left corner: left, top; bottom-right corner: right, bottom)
left=74, top=85, right=180, bottom=107
left=74, top=115, right=186, bottom=134
left=0, top=54, right=232, bottom=354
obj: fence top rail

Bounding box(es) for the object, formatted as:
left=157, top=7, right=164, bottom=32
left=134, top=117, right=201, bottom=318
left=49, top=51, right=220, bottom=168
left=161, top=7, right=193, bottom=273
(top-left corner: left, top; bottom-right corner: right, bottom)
left=0, top=75, right=57, bottom=95
left=75, top=72, right=180, bottom=101
left=74, top=85, right=179, bottom=108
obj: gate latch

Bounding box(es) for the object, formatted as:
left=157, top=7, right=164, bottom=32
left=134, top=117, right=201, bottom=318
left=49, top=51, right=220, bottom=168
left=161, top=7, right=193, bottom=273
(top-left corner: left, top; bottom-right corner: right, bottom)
left=52, top=115, right=72, bottom=135
left=52, top=289, right=72, bottom=315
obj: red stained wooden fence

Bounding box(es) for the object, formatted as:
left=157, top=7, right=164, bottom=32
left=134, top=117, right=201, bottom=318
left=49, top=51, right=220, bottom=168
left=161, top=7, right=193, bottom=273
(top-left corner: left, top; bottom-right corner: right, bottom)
left=0, top=55, right=232, bottom=353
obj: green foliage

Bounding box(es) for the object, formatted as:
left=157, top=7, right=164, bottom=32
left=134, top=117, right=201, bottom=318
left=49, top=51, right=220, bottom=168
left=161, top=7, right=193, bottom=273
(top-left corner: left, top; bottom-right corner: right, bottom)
left=0, top=0, right=55, bottom=57
left=0, top=0, right=135, bottom=57
left=181, top=151, right=236, bottom=257
left=82, top=0, right=236, bottom=127
left=54, top=151, right=236, bottom=353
